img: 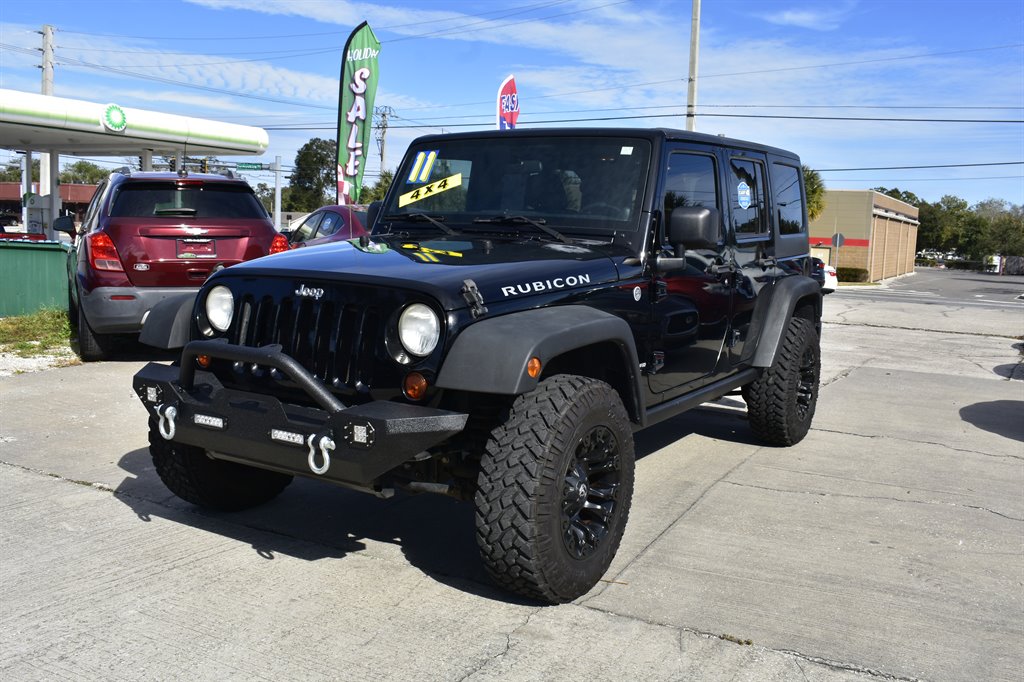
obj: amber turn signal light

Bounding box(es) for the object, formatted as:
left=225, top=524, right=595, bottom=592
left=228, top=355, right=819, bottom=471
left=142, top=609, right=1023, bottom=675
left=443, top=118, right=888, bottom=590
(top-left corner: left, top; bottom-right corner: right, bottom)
left=196, top=354, right=212, bottom=369
left=527, top=357, right=542, bottom=378
left=403, top=372, right=428, bottom=401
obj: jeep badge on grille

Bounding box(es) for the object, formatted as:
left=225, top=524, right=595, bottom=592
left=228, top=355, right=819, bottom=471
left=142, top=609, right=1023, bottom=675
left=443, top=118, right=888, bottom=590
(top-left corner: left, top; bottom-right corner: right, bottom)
left=295, top=284, right=325, bottom=300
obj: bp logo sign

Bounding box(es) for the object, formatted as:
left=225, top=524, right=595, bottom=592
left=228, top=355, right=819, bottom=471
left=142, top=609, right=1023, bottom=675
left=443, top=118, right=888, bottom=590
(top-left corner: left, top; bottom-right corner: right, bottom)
left=101, top=104, right=127, bottom=132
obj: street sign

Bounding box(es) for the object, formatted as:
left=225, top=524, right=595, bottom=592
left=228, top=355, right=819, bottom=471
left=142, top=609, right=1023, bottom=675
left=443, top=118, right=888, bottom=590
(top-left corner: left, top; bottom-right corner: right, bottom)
left=236, top=162, right=265, bottom=170
left=832, top=232, right=845, bottom=248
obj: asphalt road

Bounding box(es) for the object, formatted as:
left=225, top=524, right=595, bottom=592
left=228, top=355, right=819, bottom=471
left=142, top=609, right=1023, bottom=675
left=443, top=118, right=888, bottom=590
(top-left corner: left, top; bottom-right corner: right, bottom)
left=835, top=268, right=1024, bottom=310
left=1, top=273, right=1022, bottom=681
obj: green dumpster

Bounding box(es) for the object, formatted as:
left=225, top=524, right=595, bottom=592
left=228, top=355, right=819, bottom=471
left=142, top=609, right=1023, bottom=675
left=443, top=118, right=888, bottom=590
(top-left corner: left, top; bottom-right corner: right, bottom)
left=0, top=240, right=71, bottom=317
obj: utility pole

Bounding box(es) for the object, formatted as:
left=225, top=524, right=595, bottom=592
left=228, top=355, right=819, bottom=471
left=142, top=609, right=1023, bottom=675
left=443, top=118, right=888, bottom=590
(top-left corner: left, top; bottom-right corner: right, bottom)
left=39, top=24, right=59, bottom=239
left=273, top=155, right=282, bottom=230
left=374, top=105, right=393, bottom=173
left=685, top=0, right=701, bottom=132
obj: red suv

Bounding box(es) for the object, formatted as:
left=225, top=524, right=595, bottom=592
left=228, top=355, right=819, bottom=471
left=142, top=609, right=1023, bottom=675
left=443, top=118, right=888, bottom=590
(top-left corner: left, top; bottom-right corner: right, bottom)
left=56, top=169, right=288, bottom=361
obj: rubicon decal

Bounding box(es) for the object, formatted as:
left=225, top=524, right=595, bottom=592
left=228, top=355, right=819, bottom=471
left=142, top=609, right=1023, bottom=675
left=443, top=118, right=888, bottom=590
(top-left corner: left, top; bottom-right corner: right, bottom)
left=500, top=273, right=591, bottom=297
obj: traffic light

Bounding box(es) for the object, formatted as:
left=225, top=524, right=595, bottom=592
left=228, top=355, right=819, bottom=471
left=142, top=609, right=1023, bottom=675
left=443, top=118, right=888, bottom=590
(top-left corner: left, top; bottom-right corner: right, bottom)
left=201, top=158, right=209, bottom=173
left=168, top=157, right=176, bottom=172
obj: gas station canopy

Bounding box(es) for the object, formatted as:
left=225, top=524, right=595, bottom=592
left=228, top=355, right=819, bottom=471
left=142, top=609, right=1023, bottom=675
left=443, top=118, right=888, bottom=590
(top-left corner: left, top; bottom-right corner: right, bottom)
left=0, top=88, right=269, bottom=157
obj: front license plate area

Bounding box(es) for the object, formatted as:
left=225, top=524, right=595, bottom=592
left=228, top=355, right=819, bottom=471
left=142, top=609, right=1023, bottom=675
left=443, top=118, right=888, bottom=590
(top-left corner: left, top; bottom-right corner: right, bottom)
left=177, top=238, right=216, bottom=258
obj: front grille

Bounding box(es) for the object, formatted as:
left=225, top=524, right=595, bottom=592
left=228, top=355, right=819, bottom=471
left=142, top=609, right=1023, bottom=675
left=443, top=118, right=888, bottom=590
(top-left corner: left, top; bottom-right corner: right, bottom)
left=227, top=287, right=383, bottom=397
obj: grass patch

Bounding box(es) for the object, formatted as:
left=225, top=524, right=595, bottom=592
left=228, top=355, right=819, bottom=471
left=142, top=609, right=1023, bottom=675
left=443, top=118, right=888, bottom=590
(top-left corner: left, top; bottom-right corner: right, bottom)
left=0, top=308, right=73, bottom=358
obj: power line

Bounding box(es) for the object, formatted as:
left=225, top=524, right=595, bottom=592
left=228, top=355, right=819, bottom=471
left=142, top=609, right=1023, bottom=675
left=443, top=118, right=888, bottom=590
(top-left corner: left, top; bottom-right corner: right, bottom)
left=819, top=162, right=1024, bottom=172
left=264, top=111, right=1024, bottom=130
left=700, top=113, right=1022, bottom=123
left=831, top=175, right=1024, bottom=182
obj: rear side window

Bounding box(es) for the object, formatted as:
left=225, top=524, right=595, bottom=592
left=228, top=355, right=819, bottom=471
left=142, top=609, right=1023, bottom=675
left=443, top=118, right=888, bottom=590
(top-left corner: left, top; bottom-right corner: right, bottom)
left=728, top=158, right=768, bottom=237
left=109, top=182, right=268, bottom=219
left=771, top=163, right=805, bottom=235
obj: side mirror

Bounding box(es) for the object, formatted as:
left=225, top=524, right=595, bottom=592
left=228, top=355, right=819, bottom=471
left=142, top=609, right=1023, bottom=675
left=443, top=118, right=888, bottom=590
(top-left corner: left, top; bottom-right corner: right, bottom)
left=669, top=206, right=720, bottom=256
left=366, top=200, right=382, bottom=231
left=53, top=215, right=76, bottom=235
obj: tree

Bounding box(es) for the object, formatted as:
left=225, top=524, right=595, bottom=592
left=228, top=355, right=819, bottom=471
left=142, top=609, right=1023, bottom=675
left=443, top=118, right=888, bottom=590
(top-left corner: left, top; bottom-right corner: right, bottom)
left=289, top=137, right=337, bottom=211
left=0, top=159, right=40, bottom=182
left=978, top=203, right=1024, bottom=272
left=872, top=187, right=922, bottom=206
left=254, top=182, right=296, bottom=215
left=60, top=160, right=108, bottom=184
left=802, top=166, right=825, bottom=221
left=360, top=169, right=393, bottom=203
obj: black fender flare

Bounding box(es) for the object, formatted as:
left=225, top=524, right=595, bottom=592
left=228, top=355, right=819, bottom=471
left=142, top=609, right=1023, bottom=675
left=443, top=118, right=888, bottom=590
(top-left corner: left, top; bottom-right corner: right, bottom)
left=435, top=306, right=645, bottom=424
left=747, top=275, right=822, bottom=368
left=139, top=292, right=195, bottom=349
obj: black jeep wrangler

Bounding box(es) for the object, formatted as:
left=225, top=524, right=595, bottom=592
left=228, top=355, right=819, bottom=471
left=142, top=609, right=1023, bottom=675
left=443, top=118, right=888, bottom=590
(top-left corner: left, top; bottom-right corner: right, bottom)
left=134, top=128, right=821, bottom=603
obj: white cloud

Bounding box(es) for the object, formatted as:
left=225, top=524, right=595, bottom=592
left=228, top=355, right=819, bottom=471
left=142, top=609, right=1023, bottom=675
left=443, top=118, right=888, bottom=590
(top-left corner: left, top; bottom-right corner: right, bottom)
left=756, top=2, right=858, bottom=31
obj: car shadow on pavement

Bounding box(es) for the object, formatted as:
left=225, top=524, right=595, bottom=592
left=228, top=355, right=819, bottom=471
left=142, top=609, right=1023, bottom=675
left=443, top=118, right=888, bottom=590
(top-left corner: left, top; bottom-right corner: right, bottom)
left=110, top=403, right=756, bottom=604
left=959, top=401, right=1024, bottom=442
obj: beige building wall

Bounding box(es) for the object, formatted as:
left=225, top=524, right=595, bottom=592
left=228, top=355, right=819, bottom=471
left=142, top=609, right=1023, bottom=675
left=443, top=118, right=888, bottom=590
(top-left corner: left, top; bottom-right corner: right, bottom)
left=809, top=190, right=919, bottom=282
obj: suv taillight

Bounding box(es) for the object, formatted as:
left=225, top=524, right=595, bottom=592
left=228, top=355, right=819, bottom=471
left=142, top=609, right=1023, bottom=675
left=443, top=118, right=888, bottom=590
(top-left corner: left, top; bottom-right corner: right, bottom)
left=269, top=234, right=289, bottom=255
left=89, top=233, right=124, bottom=271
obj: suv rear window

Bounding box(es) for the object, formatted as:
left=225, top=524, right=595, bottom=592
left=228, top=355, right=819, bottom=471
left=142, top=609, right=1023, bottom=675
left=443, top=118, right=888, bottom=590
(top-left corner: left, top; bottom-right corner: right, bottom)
left=110, top=182, right=268, bottom=219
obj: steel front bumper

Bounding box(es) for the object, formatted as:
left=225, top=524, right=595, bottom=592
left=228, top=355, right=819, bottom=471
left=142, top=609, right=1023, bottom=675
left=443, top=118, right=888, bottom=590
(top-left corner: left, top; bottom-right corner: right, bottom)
left=133, top=340, right=468, bottom=488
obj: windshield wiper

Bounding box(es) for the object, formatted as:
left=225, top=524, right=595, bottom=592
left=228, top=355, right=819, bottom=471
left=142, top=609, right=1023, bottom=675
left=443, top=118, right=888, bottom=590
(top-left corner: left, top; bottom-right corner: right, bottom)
left=382, top=212, right=456, bottom=235
left=471, top=215, right=570, bottom=243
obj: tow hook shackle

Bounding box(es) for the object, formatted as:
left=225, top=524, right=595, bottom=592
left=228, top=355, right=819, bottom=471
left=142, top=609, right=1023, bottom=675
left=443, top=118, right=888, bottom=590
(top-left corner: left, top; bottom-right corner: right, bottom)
left=155, top=404, right=178, bottom=441
left=306, top=433, right=336, bottom=475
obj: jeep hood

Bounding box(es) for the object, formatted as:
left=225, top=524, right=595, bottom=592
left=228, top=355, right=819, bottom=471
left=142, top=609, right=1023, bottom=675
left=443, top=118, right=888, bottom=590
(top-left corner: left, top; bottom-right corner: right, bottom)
left=220, top=235, right=627, bottom=311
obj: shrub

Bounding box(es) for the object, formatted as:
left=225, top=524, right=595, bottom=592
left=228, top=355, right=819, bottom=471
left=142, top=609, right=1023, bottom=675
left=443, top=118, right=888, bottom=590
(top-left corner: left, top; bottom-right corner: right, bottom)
left=836, top=267, right=869, bottom=283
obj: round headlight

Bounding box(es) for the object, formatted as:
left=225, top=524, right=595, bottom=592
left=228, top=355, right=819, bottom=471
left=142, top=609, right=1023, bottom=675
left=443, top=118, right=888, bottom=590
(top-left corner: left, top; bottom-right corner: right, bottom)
left=205, top=285, right=234, bottom=332
left=398, top=303, right=440, bottom=357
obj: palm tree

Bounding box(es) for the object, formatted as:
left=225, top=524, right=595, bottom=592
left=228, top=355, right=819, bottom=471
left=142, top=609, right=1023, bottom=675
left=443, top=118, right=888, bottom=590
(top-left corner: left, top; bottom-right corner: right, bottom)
left=803, top=165, right=826, bottom=221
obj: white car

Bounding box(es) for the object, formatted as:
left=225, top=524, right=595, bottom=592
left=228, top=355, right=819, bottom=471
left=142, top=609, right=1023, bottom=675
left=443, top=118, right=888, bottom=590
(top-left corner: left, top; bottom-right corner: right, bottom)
left=812, top=257, right=838, bottom=293
left=822, top=262, right=838, bottom=293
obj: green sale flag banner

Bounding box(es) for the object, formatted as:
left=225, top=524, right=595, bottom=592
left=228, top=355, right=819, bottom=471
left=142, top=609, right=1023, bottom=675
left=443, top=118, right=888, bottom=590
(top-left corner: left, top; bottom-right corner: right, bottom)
left=336, top=21, right=380, bottom=204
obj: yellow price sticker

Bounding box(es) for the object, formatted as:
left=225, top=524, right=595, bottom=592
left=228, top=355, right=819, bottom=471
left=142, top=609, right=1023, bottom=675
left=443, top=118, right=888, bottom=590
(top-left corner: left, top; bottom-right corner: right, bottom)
left=398, top=173, right=462, bottom=207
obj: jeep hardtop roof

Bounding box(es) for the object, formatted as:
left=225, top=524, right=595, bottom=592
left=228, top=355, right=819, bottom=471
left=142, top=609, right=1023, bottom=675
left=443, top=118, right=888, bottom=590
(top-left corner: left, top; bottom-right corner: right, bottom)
left=406, top=127, right=800, bottom=162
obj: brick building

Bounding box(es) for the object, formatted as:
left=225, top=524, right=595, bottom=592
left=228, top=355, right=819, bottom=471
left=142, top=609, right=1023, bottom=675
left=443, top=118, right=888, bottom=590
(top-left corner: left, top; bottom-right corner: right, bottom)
left=809, top=190, right=919, bottom=282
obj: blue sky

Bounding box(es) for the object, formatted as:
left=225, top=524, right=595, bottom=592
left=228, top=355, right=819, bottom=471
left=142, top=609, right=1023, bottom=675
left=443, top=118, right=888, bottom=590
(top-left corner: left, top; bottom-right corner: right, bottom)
left=2, top=0, right=1022, bottom=206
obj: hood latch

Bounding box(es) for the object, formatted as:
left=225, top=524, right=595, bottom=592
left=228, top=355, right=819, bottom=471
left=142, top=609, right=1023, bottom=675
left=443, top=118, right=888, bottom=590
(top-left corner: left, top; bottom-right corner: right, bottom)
left=460, top=279, right=488, bottom=319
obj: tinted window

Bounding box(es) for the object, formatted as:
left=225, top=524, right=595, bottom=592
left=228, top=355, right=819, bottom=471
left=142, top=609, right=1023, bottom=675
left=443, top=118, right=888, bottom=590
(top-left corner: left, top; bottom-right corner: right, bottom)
left=109, top=182, right=267, bottom=219
left=728, top=158, right=767, bottom=237
left=318, top=211, right=341, bottom=237
left=664, top=153, right=719, bottom=222
left=771, top=163, right=804, bottom=235
left=290, top=212, right=322, bottom=243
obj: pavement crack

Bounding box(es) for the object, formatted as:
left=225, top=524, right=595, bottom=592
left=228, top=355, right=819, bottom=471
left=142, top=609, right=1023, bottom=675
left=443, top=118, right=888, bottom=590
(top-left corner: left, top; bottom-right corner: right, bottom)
left=456, top=609, right=539, bottom=681
left=809, top=428, right=1024, bottom=461
left=824, top=320, right=1020, bottom=340
left=722, top=481, right=1023, bottom=522
left=581, top=602, right=919, bottom=681
left=584, top=449, right=760, bottom=598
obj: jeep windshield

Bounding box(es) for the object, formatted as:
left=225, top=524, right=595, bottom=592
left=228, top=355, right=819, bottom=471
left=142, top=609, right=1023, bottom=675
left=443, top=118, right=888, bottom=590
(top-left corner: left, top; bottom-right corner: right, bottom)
left=377, top=136, right=652, bottom=238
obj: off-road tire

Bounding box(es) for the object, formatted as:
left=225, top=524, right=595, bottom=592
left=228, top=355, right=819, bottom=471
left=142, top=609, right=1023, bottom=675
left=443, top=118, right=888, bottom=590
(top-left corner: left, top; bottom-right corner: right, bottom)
left=743, top=316, right=820, bottom=446
left=74, top=290, right=113, bottom=362
left=475, top=375, right=635, bottom=603
left=149, top=419, right=293, bottom=511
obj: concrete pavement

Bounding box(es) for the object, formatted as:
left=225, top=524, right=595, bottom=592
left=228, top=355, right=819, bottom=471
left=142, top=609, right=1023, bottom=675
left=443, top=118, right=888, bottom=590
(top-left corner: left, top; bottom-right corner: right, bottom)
left=1, top=291, right=1021, bottom=681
